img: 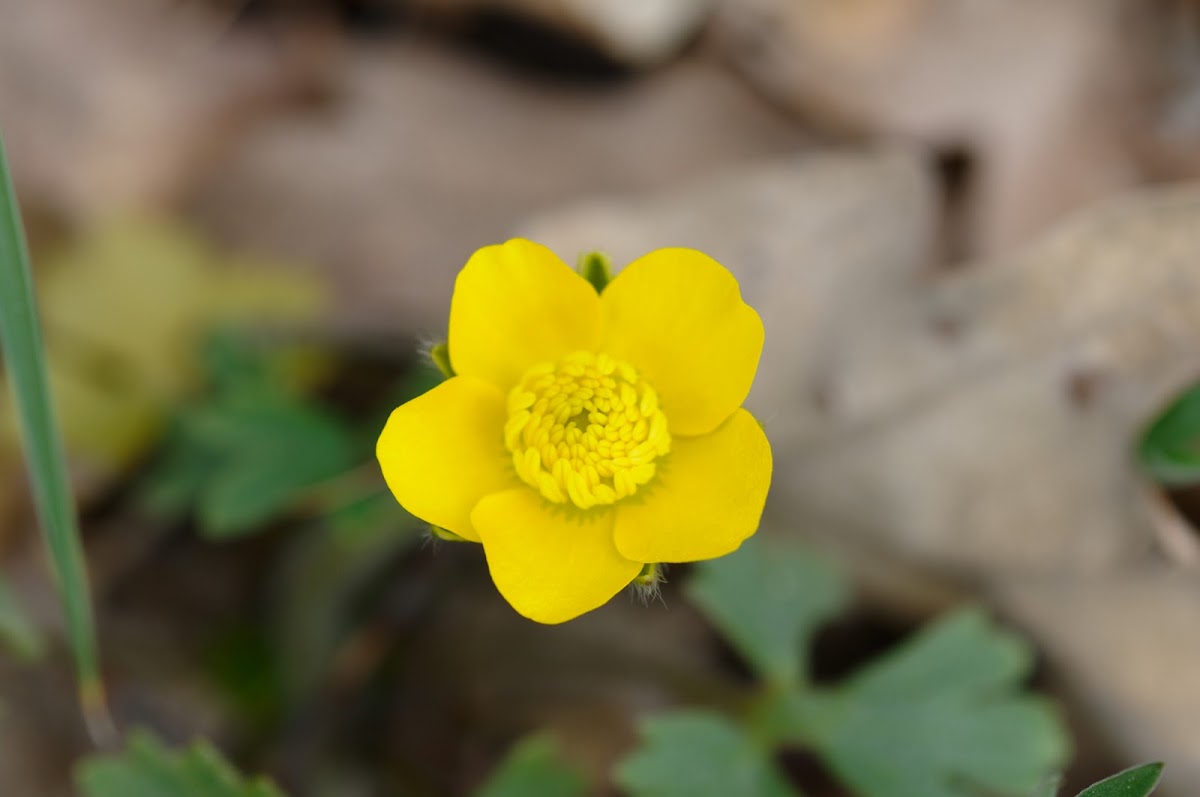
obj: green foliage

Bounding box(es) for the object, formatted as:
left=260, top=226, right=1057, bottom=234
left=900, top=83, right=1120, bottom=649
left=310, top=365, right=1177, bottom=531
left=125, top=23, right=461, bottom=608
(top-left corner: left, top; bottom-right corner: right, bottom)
left=624, top=538, right=1071, bottom=797
left=77, top=730, right=285, bottom=797
left=0, top=575, right=43, bottom=661
left=140, top=333, right=427, bottom=702
left=474, top=735, right=587, bottom=797
left=1075, top=763, right=1163, bottom=797
left=0, top=134, right=104, bottom=723
left=686, top=541, right=848, bottom=686
left=618, top=712, right=801, bottom=797
left=9, top=218, right=322, bottom=472
left=142, top=336, right=358, bottom=539
left=1140, top=385, right=1200, bottom=485
left=783, top=610, right=1068, bottom=797
left=159, top=393, right=356, bottom=537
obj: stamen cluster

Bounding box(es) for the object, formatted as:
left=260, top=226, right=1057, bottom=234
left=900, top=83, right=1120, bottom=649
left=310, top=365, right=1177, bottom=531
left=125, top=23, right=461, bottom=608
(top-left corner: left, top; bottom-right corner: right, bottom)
left=505, top=351, right=670, bottom=509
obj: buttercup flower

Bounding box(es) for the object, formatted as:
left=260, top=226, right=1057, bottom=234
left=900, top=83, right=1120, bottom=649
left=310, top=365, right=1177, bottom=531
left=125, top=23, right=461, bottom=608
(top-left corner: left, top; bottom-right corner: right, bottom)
left=376, top=239, right=771, bottom=624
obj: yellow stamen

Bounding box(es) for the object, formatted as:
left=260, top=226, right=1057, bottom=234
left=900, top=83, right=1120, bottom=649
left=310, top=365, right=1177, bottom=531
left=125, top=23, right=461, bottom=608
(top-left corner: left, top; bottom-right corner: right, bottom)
left=507, top=351, right=670, bottom=509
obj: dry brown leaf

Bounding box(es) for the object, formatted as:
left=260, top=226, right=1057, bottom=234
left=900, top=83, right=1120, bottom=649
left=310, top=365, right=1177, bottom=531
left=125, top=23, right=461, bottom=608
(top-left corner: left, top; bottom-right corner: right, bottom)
left=0, top=0, right=318, bottom=222
left=523, top=152, right=1200, bottom=792
left=191, top=41, right=806, bottom=339
left=523, top=152, right=1200, bottom=580
left=714, top=0, right=1175, bottom=255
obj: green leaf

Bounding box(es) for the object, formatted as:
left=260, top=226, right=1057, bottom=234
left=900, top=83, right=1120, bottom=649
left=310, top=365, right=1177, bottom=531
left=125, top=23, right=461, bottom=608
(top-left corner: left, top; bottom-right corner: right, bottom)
left=0, top=133, right=106, bottom=730
left=76, top=730, right=285, bottom=797
left=686, top=539, right=849, bottom=685
left=784, top=609, right=1068, bottom=797
left=141, top=330, right=361, bottom=538
left=147, top=390, right=357, bottom=539
left=143, top=334, right=433, bottom=540
left=19, top=220, right=323, bottom=472
left=198, top=401, right=355, bottom=536
left=0, top=575, right=43, bottom=660
left=617, top=711, right=802, bottom=797
left=474, top=735, right=587, bottom=797
left=138, top=408, right=223, bottom=519
left=1140, top=385, right=1200, bottom=485
left=1076, top=763, right=1163, bottom=797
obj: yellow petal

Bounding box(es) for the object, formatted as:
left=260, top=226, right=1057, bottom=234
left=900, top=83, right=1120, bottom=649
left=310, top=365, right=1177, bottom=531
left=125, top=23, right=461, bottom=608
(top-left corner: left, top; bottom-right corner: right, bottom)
left=614, top=409, right=771, bottom=563
left=376, top=376, right=515, bottom=542
left=472, top=490, right=641, bottom=623
left=601, top=248, right=763, bottom=436
left=449, top=239, right=602, bottom=391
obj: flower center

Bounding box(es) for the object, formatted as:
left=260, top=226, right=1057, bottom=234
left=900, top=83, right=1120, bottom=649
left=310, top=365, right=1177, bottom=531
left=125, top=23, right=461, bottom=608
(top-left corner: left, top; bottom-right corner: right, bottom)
left=505, top=351, right=671, bottom=509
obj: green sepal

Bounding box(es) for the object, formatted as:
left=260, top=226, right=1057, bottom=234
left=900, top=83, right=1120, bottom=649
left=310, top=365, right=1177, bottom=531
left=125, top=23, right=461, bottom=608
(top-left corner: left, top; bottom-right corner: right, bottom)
left=634, top=563, right=661, bottom=587
left=576, top=251, right=613, bottom=294
left=429, top=525, right=469, bottom=543
left=429, top=342, right=455, bottom=379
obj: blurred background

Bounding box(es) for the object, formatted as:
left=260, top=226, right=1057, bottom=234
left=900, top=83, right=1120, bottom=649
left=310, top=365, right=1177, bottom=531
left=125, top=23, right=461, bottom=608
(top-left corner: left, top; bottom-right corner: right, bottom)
left=4, top=0, right=1200, bottom=794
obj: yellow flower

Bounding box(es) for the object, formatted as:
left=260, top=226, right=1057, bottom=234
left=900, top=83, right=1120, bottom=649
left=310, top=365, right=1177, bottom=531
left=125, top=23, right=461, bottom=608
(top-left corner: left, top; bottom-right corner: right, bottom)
left=376, top=239, right=772, bottom=624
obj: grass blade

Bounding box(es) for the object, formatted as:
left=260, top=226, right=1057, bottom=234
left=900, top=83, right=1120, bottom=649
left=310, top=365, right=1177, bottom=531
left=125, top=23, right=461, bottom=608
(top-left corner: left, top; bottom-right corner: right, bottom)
left=0, top=133, right=112, bottom=744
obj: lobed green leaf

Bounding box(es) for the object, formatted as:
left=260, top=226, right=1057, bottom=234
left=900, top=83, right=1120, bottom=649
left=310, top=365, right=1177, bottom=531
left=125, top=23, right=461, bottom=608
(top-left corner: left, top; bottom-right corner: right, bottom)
left=686, top=539, right=848, bottom=686
left=617, top=711, right=802, bottom=797
left=145, top=387, right=358, bottom=539
left=783, top=609, right=1068, bottom=797
left=76, top=730, right=285, bottom=797
left=474, top=734, right=587, bottom=797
